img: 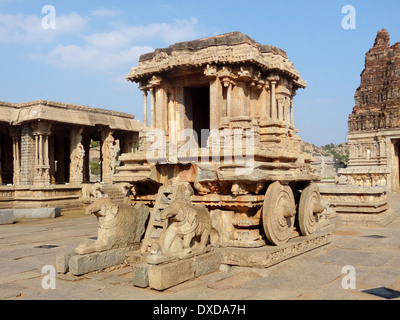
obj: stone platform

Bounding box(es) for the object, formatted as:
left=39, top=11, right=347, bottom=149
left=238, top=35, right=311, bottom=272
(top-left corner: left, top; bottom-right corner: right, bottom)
left=132, top=232, right=331, bottom=291
left=319, top=184, right=393, bottom=227
left=221, top=232, right=331, bottom=268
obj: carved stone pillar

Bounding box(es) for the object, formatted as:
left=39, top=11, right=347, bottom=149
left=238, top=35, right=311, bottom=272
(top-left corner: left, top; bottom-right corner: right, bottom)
left=9, top=126, right=21, bottom=186
left=290, top=93, right=296, bottom=126
left=31, top=121, right=52, bottom=187
left=142, top=90, right=148, bottom=127
left=226, top=82, right=233, bottom=118
left=261, top=83, right=270, bottom=120
left=69, top=127, right=84, bottom=185
left=236, top=82, right=248, bottom=117
left=150, top=88, right=156, bottom=129
left=268, top=75, right=280, bottom=120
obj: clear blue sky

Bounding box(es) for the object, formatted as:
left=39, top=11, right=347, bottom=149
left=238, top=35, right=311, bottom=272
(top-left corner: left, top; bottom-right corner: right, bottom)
left=1, top=0, right=399, bottom=146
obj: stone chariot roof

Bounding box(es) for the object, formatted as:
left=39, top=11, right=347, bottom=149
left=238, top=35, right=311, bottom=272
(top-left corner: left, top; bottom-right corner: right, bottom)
left=126, top=31, right=306, bottom=89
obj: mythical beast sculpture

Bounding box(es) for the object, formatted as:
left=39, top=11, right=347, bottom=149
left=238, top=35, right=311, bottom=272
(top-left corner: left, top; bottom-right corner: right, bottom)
left=160, top=199, right=211, bottom=257
left=75, top=198, right=150, bottom=254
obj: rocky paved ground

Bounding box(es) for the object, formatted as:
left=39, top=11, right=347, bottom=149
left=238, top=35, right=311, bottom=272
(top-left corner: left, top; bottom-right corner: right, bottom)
left=1, top=194, right=400, bottom=301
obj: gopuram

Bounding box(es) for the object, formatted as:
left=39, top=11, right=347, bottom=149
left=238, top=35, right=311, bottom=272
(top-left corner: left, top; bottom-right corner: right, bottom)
left=103, top=32, right=335, bottom=290
left=0, top=100, right=141, bottom=216
left=320, top=29, right=399, bottom=226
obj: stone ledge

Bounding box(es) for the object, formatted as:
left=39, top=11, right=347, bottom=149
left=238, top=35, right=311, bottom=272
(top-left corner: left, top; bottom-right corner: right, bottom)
left=0, top=210, right=14, bottom=225
left=13, top=208, right=61, bottom=219
left=133, top=234, right=330, bottom=291
left=339, top=209, right=395, bottom=227
left=136, top=251, right=223, bottom=291
left=221, top=232, right=331, bottom=268
left=68, top=246, right=139, bottom=276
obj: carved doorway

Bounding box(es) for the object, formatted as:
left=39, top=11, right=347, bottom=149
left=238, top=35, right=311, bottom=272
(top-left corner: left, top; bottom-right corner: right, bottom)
left=185, top=86, right=210, bottom=148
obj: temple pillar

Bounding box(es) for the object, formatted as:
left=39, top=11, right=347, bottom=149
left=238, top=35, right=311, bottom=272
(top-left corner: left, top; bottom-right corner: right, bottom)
left=142, top=90, right=149, bottom=127
left=31, top=121, right=53, bottom=187
left=290, top=95, right=295, bottom=126
left=268, top=75, right=280, bottom=120
left=277, top=98, right=284, bottom=121
left=210, top=78, right=223, bottom=129
left=69, top=127, right=84, bottom=185
left=236, top=82, right=248, bottom=117
left=20, top=124, right=35, bottom=186
left=227, top=82, right=233, bottom=118
left=150, top=88, right=156, bottom=129
left=9, top=126, right=21, bottom=186
left=260, top=83, right=270, bottom=120
left=49, top=135, right=56, bottom=184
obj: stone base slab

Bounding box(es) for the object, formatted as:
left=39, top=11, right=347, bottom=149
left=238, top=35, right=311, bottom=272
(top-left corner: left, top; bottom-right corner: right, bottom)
left=318, top=183, right=392, bottom=227
left=134, top=233, right=330, bottom=291
left=67, top=244, right=139, bottom=276
left=0, top=210, right=14, bottom=225
left=339, top=209, right=395, bottom=227
left=136, top=251, right=223, bottom=291
left=13, top=208, right=61, bottom=219
left=221, top=232, right=331, bottom=268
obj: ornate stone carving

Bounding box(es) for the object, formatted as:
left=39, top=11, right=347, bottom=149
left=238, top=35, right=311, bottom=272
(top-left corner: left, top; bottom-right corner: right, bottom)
left=75, top=198, right=150, bottom=254
left=147, top=198, right=212, bottom=263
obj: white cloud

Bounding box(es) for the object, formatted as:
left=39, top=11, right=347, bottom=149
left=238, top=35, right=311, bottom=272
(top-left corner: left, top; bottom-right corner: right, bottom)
left=45, top=17, right=201, bottom=73
left=47, top=44, right=153, bottom=72
left=0, top=12, right=87, bottom=44
left=91, top=8, right=121, bottom=17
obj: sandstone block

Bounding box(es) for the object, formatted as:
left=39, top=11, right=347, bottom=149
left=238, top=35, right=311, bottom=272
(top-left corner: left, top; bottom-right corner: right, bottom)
left=194, top=251, right=222, bottom=277
left=56, top=252, right=75, bottom=274
left=132, top=263, right=149, bottom=288
left=148, top=259, right=195, bottom=291
left=69, top=247, right=131, bottom=276
left=13, top=208, right=61, bottom=219
left=0, top=210, right=14, bottom=225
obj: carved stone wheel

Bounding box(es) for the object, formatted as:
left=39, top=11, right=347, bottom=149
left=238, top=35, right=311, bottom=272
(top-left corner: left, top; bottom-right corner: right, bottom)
left=298, top=183, right=323, bottom=236
left=263, top=181, right=296, bottom=246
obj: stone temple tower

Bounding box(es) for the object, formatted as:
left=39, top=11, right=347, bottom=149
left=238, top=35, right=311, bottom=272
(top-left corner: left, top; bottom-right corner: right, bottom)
left=341, top=29, right=400, bottom=192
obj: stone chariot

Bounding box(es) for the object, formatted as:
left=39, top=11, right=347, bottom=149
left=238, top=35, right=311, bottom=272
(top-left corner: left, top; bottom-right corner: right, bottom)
left=113, top=32, right=329, bottom=289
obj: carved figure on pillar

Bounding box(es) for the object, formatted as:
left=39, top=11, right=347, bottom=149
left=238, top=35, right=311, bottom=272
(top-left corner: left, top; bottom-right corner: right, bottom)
left=70, top=127, right=85, bottom=185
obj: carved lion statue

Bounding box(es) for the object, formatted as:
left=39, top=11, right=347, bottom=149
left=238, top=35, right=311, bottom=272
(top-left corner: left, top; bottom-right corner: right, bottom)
left=75, top=198, right=150, bottom=255
left=160, top=199, right=211, bottom=256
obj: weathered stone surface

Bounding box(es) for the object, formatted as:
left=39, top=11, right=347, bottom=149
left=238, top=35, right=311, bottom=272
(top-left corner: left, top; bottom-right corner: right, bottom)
left=0, top=210, right=14, bottom=225
left=148, top=259, right=195, bottom=291
left=56, top=252, right=75, bottom=274
left=75, top=199, right=149, bottom=254
left=132, top=263, right=149, bottom=288
left=69, top=247, right=133, bottom=276
left=221, top=232, right=331, bottom=268
left=12, top=208, right=61, bottom=219
left=193, top=251, right=222, bottom=277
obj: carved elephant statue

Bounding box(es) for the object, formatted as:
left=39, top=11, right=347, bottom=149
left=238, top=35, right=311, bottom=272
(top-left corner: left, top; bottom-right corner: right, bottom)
left=160, top=199, right=211, bottom=256
left=75, top=198, right=150, bottom=255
